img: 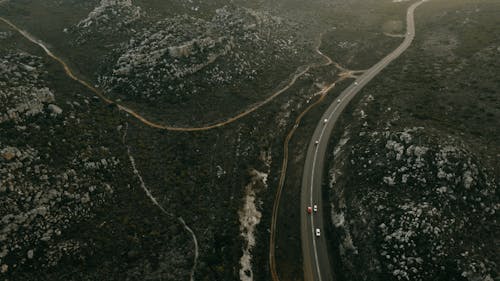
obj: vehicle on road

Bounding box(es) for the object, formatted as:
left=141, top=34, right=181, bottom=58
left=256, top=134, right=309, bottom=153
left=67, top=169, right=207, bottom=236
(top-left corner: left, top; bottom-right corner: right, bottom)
left=313, top=205, right=318, bottom=212
left=300, top=1, right=425, bottom=280
left=307, top=206, right=312, bottom=214
left=314, top=140, right=319, bottom=145
left=323, top=118, right=328, bottom=123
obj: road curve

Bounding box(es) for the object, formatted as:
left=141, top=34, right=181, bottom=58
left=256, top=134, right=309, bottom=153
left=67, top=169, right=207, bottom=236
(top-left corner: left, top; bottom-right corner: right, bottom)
left=300, top=1, right=428, bottom=281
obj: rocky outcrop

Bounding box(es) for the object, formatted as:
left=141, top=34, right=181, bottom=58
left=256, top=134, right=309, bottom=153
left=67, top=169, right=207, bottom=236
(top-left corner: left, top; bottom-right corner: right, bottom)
left=97, top=6, right=305, bottom=103
left=0, top=54, right=56, bottom=124
left=69, top=0, right=143, bottom=45
left=329, top=126, right=499, bottom=281
left=77, top=0, right=142, bottom=29
left=0, top=51, right=124, bottom=275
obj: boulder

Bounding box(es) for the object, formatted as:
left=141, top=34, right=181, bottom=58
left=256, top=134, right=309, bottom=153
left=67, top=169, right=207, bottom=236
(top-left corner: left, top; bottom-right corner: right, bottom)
left=1, top=147, right=20, bottom=161
left=47, top=104, right=63, bottom=115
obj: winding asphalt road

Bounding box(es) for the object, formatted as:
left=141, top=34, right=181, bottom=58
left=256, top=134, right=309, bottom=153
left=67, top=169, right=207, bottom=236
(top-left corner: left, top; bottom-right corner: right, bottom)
left=300, top=1, right=427, bottom=281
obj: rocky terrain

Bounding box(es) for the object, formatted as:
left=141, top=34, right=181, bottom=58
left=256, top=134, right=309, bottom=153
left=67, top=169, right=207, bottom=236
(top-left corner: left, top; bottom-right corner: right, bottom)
left=0, top=51, right=126, bottom=275
left=61, top=0, right=312, bottom=124
left=329, top=123, right=498, bottom=281
left=1, top=0, right=498, bottom=280
left=326, top=1, right=500, bottom=280
left=97, top=6, right=303, bottom=103
left=1, top=1, right=317, bottom=279
left=0, top=47, right=199, bottom=281
left=76, top=0, right=143, bottom=30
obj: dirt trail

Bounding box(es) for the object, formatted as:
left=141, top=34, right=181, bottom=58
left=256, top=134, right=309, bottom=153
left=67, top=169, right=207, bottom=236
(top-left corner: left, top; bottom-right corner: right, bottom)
left=0, top=14, right=357, bottom=281
left=0, top=16, right=342, bottom=132
left=122, top=123, right=199, bottom=280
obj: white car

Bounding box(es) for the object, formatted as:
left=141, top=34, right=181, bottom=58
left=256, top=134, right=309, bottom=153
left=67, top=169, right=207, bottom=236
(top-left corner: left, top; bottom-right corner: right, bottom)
left=314, top=140, right=319, bottom=145
left=313, top=204, right=318, bottom=212
left=354, top=81, right=359, bottom=85
left=337, top=99, right=341, bottom=103
left=315, top=228, right=321, bottom=237
left=323, top=118, right=328, bottom=123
